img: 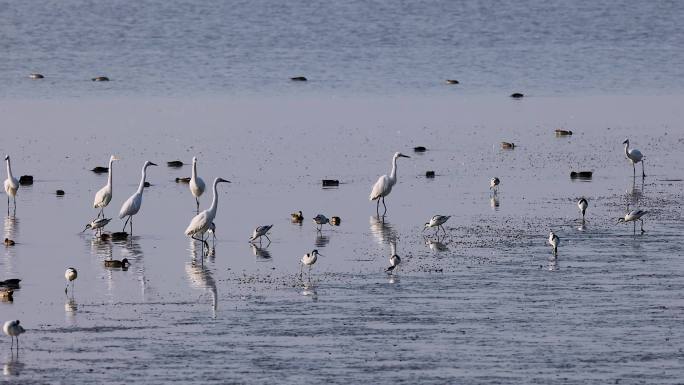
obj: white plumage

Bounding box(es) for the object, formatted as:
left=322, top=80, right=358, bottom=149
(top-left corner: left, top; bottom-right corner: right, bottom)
left=3, top=320, right=25, bottom=349
left=423, top=215, right=451, bottom=234
left=185, top=178, right=230, bottom=248
left=4, top=155, right=19, bottom=214
left=548, top=231, right=559, bottom=255
left=93, top=155, right=119, bottom=218
left=623, top=139, right=645, bottom=178
left=82, top=218, right=112, bottom=235
left=490, top=177, right=500, bottom=191
left=369, top=152, right=410, bottom=215
left=578, top=198, right=588, bottom=221
left=617, top=209, right=648, bottom=233
left=119, top=161, right=157, bottom=234
left=190, top=156, right=206, bottom=212
left=249, top=225, right=273, bottom=243
left=300, top=249, right=323, bottom=276
left=65, top=267, right=77, bottom=294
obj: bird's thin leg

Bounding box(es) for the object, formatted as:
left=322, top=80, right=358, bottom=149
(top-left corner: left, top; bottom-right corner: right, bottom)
left=10, top=335, right=14, bottom=349
left=382, top=197, right=387, bottom=215
left=642, top=161, right=646, bottom=178
left=129, top=217, right=133, bottom=236
left=196, top=197, right=200, bottom=213
left=122, top=216, right=130, bottom=232
left=633, top=163, right=636, bottom=178
left=6, top=196, right=9, bottom=215
left=376, top=199, right=380, bottom=215
left=265, top=234, right=271, bottom=243
left=640, top=219, right=645, bottom=233
left=441, top=225, right=447, bottom=235
left=299, top=263, right=303, bottom=280
left=13, top=196, right=16, bottom=214
left=65, top=283, right=69, bottom=295
left=633, top=221, right=636, bottom=235
left=434, top=227, right=439, bottom=235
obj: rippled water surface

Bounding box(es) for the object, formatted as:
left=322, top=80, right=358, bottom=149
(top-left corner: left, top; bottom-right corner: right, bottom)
left=0, top=94, right=683, bottom=383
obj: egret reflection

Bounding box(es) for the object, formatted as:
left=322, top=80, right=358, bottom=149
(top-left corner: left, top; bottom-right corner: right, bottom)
left=185, top=258, right=218, bottom=318
left=369, top=215, right=398, bottom=246
left=3, top=352, right=23, bottom=376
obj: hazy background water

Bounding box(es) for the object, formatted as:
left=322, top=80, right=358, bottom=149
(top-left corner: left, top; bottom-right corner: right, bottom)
left=1, top=0, right=683, bottom=98
left=2, top=1, right=684, bottom=384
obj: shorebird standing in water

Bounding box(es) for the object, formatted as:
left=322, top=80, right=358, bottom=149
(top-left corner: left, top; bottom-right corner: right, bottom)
left=312, top=214, right=330, bottom=231
left=386, top=241, right=401, bottom=274
left=578, top=198, right=588, bottom=222
left=249, top=225, right=273, bottom=244
left=548, top=231, right=559, bottom=256
left=617, top=209, right=648, bottom=234
left=3, top=320, right=25, bottom=349
left=369, top=152, right=410, bottom=215
left=64, top=267, right=77, bottom=295
left=300, top=249, right=323, bottom=279
left=423, top=215, right=451, bottom=235
left=82, top=218, right=112, bottom=236
left=4, top=155, right=19, bottom=215
left=623, top=139, right=645, bottom=178
left=490, top=177, right=500, bottom=193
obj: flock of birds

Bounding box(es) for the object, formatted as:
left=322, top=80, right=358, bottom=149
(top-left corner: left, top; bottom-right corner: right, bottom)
left=1, top=136, right=650, bottom=348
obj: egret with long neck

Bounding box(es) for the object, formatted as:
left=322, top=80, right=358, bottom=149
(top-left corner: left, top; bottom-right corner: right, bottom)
left=623, top=139, right=645, bottom=178
left=4, top=155, right=19, bottom=215
left=369, top=152, right=410, bottom=215
left=119, top=161, right=157, bottom=234
left=190, top=156, right=205, bottom=213
left=93, top=155, right=119, bottom=218
left=185, top=177, right=231, bottom=250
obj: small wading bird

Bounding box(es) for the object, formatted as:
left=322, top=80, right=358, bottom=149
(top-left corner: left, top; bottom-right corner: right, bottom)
left=490, top=177, right=500, bottom=192
left=386, top=241, right=401, bottom=273
left=313, top=214, right=330, bottom=231
left=82, top=218, right=111, bottom=236
left=423, top=215, right=451, bottom=235
left=190, top=156, right=205, bottom=213
left=4, top=155, right=19, bottom=215
left=3, top=320, right=25, bottom=349
left=578, top=198, right=588, bottom=222
left=300, top=249, right=323, bottom=278
left=249, top=225, right=273, bottom=244
left=548, top=231, right=559, bottom=256
left=93, top=155, right=119, bottom=218
left=369, top=152, right=410, bottom=215
left=185, top=178, right=230, bottom=250
left=617, top=209, right=648, bottom=234
left=64, top=267, right=77, bottom=294
left=623, top=139, right=645, bottom=178
left=119, top=161, right=157, bottom=234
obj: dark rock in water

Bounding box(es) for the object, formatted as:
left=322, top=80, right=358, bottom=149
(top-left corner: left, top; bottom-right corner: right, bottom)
left=445, top=79, right=459, bottom=84
left=29, top=73, right=44, bottom=79
left=111, top=232, right=128, bottom=240
left=56, top=189, right=65, bottom=196
left=92, top=76, right=110, bottom=81
left=510, top=92, right=524, bottom=98
left=291, top=76, right=307, bottom=81
left=19, top=175, right=33, bottom=185
left=555, top=129, right=573, bottom=136
left=175, top=177, right=191, bottom=183
left=330, top=216, right=341, bottom=226
left=570, top=171, right=593, bottom=179
left=167, top=160, right=183, bottom=167
left=322, top=179, right=339, bottom=187
left=144, top=181, right=151, bottom=187
left=414, top=146, right=427, bottom=153
left=501, top=142, right=515, bottom=149
left=425, top=171, right=436, bottom=178
left=92, top=166, right=109, bottom=174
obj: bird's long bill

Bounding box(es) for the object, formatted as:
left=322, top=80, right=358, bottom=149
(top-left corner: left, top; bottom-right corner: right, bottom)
left=81, top=225, right=90, bottom=233
left=317, top=253, right=325, bottom=257
left=399, top=154, right=411, bottom=158
left=149, top=162, right=158, bottom=166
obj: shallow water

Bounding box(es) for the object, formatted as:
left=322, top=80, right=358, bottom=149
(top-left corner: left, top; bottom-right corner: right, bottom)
left=0, top=94, right=683, bottom=383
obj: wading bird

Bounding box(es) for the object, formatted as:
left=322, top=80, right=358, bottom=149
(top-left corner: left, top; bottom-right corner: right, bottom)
left=313, top=214, right=330, bottom=231
left=490, top=177, right=500, bottom=192
left=623, top=139, right=645, bottom=178
left=3, top=320, right=25, bottom=349
left=548, top=231, right=559, bottom=256
left=249, top=225, right=273, bottom=244
left=617, top=209, right=648, bottom=234
left=300, top=249, right=323, bottom=278
left=82, top=218, right=112, bottom=236
left=93, top=155, right=119, bottom=218
left=64, top=267, right=77, bottom=294
left=423, top=215, right=451, bottom=235
left=119, top=161, right=157, bottom=234
left=190, top=157, right=205, bottom=213
left=185, top=178, right=230, bottom=250
left=578, top=198, right=588, bottom=222
left=369, top=152, right=410, bottom=215
left=4, top=155, right=19, bottom=215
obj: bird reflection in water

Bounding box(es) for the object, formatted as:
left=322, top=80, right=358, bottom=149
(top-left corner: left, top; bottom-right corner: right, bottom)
left=116, top=236, right=149, bottom=301
left=424, top=235, right=449, bottom=252
left=301, top=281, right=318, bottom=301
left=626, top=178, right=644, bottom=206
left=187, top=242, right=218, bottom=317
left=65, top=297, right=78, bottom=326
left=490, top=195, right=500, bottom=210
left=250, top=244, right=272, bottom=261
left=547, top=256, right=559, bottom=271
left=3, top=351, right=24, bottom=376
left=314, top=233, right=329, bottom=248
left=369, top=215, right=398, bottom=246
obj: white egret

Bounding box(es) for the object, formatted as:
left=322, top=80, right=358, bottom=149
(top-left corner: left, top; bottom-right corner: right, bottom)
left=578, top=198, right=588, bottom=222
left=3, top=320, right=25, bottom=349
left=548, top=231, right=559, bottom=256
left=82, top=217, right=112, bottom=236
left=249, top=225, right=273, bottom=244
left=369, top=152, right=410, bottom=215
left=190, top=156, right=206, bottom=213
left=623, top=139, right=645, bottom=178
left=617, top=209, right=648, bottom=234
left=300, top=249, right=323, bottom=278
left=119, top=161, right=157, bottom=234
left=64, top=267, right=77, bottom=294
left=4, top=155, right=19, bottom=215
left=423, top=215, right=451, bottom=235
left=313, top=214, right=330, bottom=231
left=185, top=177, right=231, bottom=250
left=93, top=155, right=119, bottom=218
left=490, top=177, right=500, bottom=192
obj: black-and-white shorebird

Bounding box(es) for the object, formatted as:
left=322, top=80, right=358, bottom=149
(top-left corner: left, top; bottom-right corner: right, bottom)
left=300, top=249, right=323, bottom=278
left=64, top=267, right=77, bottom=295
left=312, top=214, right=330, bottom=231
left=249, top=225, right=273, bottom=244
left=617, top=209, right=648, bottom=234
left=82, top=217, right=112, bottom=236
left=578, top=198, right=588, bottom=222
left=490, top=177, right=500, bottom=192
left=3, top=320, right=25, bottom=349
left=623, top=139, right=645, bottom=178
left=423, top=215, right=450, bottom=235
left=548, top=231, right=559, bottom=256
